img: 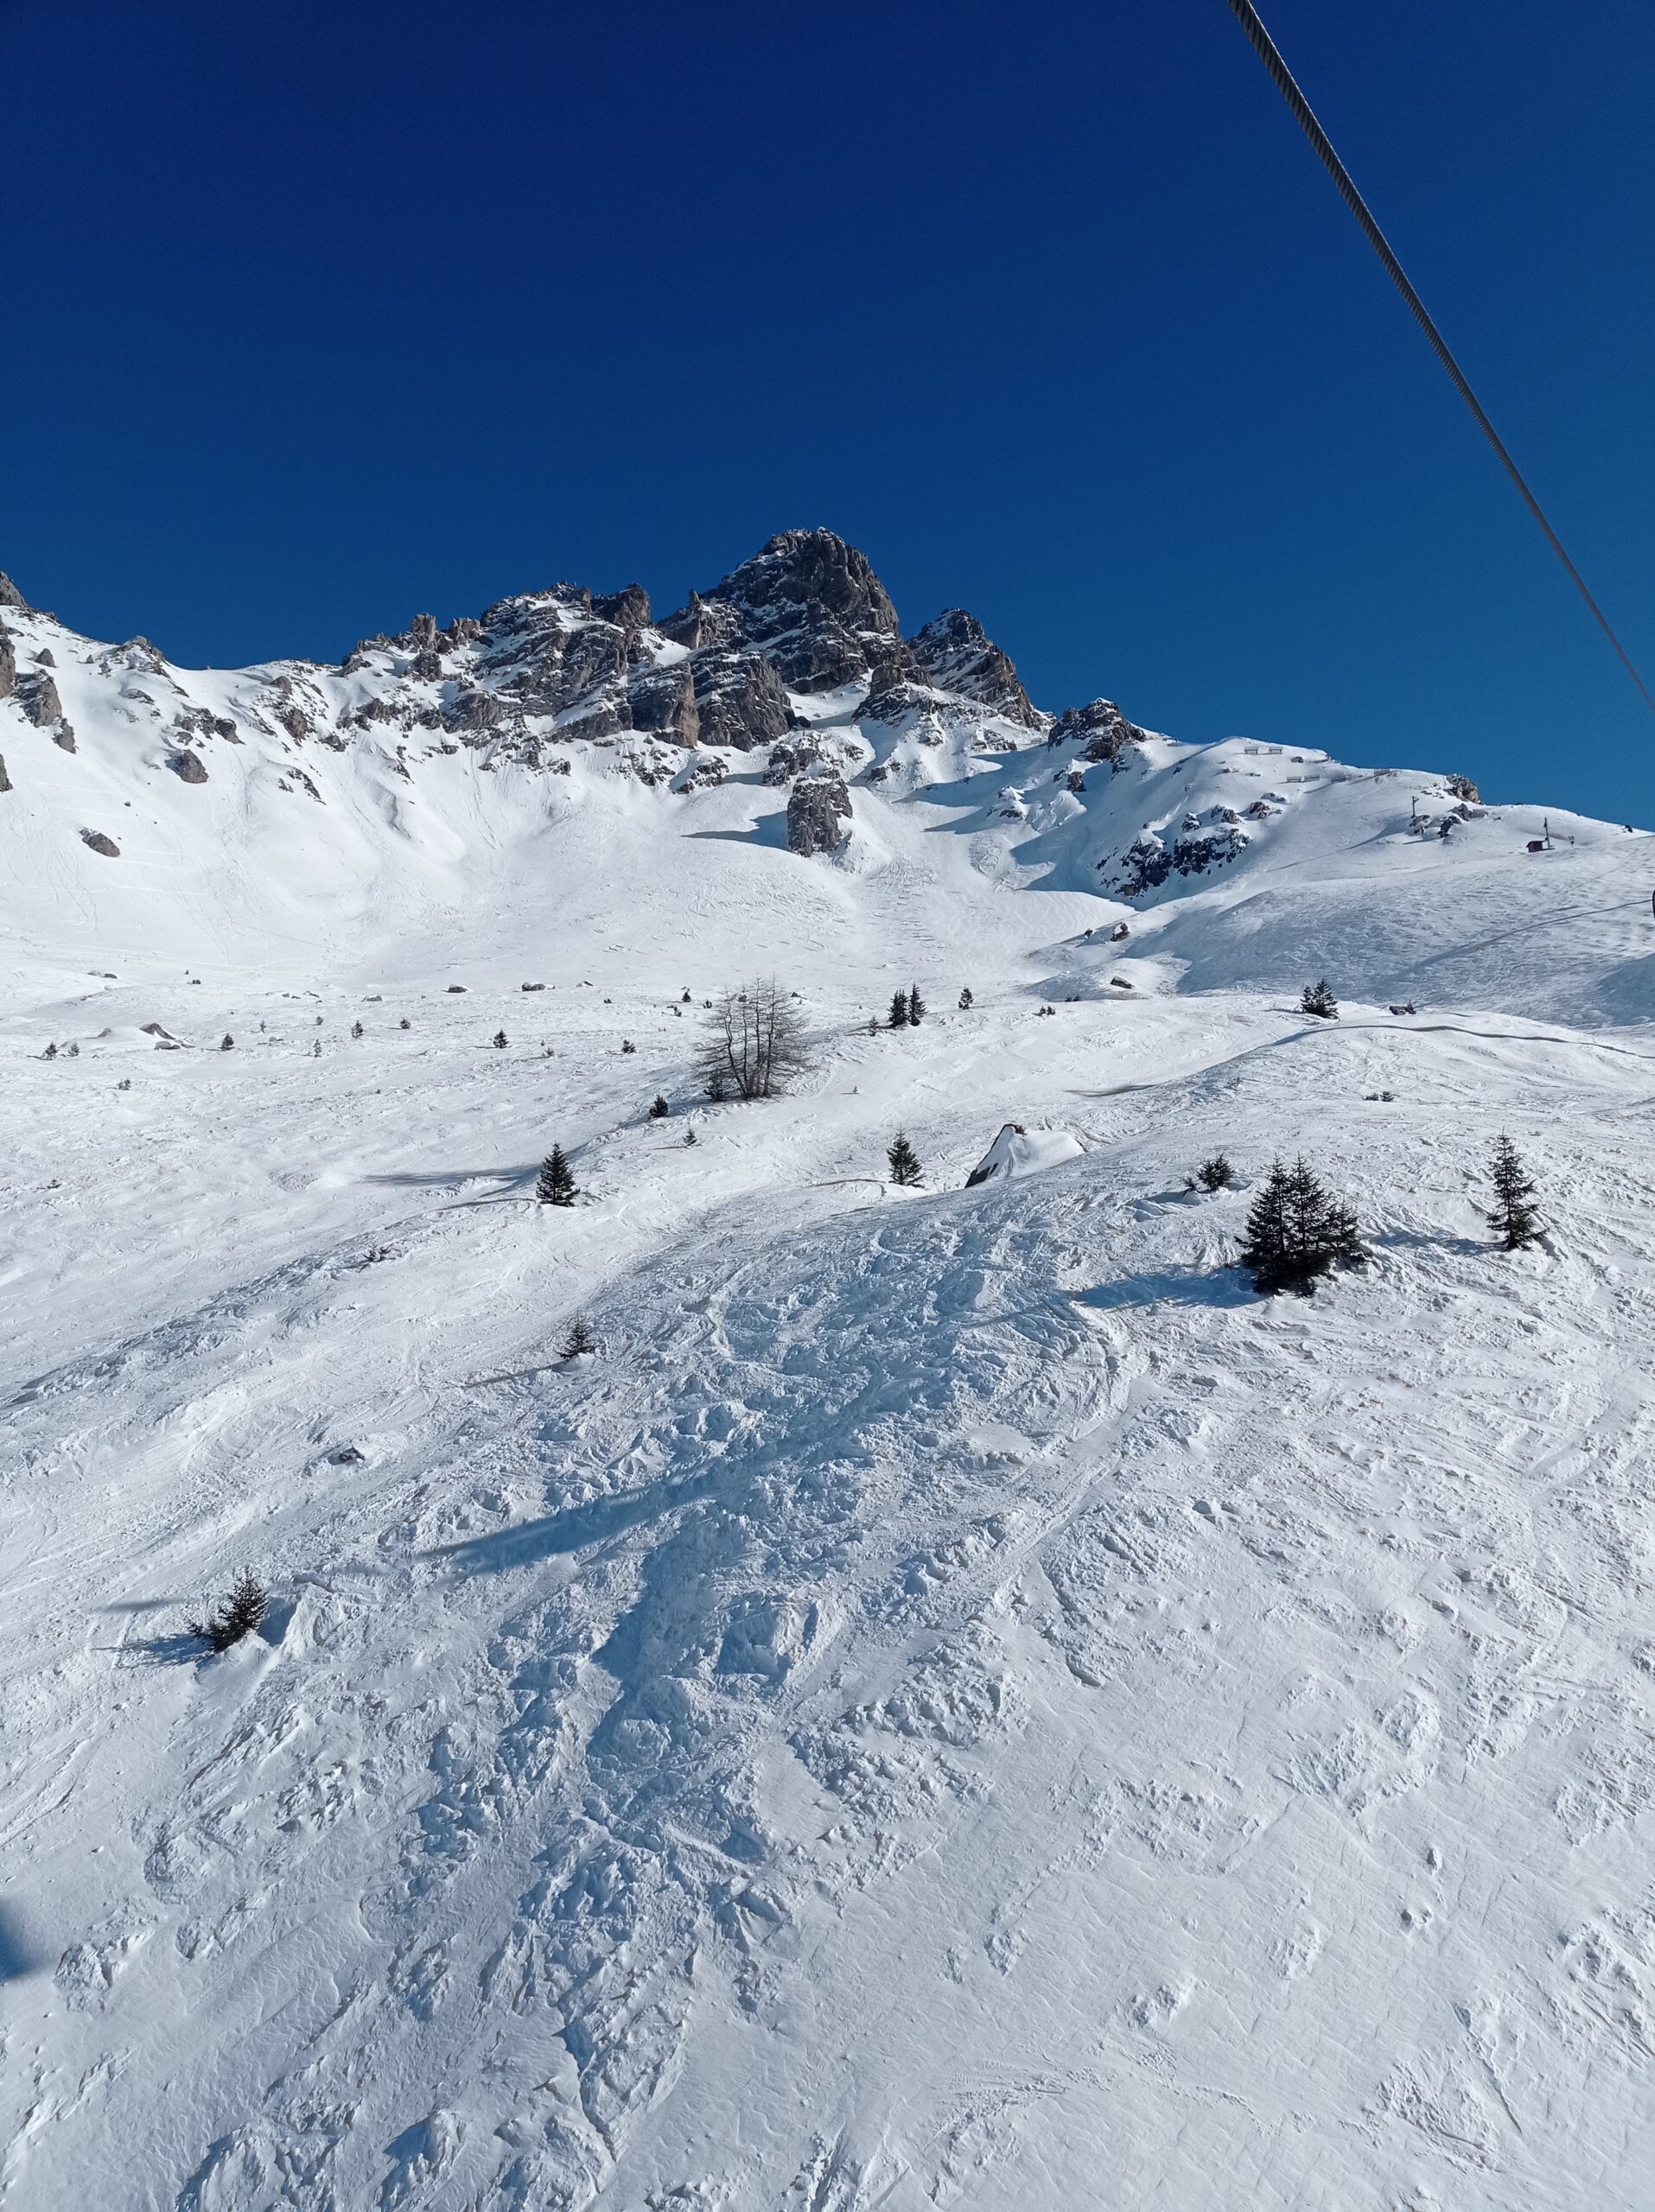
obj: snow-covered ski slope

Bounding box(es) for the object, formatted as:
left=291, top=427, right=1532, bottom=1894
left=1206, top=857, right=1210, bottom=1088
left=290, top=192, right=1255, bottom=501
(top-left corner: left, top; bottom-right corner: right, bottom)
left=4, top=541, right=1655, bottom=2208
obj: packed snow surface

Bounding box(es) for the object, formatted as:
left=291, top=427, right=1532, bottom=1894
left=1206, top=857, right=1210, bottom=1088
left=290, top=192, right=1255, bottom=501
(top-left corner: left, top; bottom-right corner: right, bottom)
left=4, top=571, right=1655, bottom=2209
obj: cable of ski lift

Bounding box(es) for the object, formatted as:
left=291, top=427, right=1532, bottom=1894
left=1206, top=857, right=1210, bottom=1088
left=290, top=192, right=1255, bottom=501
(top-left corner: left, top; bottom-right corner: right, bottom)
left=1223, top=0, right=1655, bottom=722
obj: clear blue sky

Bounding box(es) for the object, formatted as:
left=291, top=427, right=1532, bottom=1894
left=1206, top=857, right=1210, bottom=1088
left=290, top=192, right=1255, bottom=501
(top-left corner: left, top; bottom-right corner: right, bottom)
left=3, top=0, right=1652, bottom=821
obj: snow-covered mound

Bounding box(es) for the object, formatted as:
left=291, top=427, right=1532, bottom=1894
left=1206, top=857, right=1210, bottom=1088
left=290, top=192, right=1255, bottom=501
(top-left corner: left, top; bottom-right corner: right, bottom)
left=3, top=535, right=1655, bottom=2209
left=964, top=1120, right=1085, bottom=1185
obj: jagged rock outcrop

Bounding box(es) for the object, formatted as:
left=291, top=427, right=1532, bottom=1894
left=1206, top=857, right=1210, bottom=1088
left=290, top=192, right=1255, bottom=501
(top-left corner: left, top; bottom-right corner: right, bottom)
left=0, top=627, right=13, bottom=699
left=0, top=574, right=26, bottom=610
left=669, top=529, right=901, bottom=693
left=786, top=766, right=852, bottom=856
left=80, top=829, right=119, bottom=856
left=691, top=650, right=791, bottom=749
left=169, top=747, right=208, bottom=784
left=593, top=584, right=651, bottom=634
left=658, top=590, right=740, bottom=652
left=908, top=609, right=1039, bottom=727
left=626, top=662, right=698, bottom=745
left=1111, top=817, right=1248, bottom=898
left=0, top=753, right=10, bottom=793
left=1048, top=697, right=1146, bottom=765
left=22, top=671, right=63, bottom=728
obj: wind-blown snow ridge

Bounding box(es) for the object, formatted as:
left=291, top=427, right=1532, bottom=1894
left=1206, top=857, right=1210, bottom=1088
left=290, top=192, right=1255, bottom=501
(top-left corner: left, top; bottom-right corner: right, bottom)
left=3, top=533, right=1654, bottom=2209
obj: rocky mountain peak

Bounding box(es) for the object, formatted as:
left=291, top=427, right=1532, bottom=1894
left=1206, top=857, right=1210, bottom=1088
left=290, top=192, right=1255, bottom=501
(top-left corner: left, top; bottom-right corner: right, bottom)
left=909, top=607, right=1039, bottom=728
left=667, top=527, right=901, bottom=693
left=0, top=573, right=29, bottom=611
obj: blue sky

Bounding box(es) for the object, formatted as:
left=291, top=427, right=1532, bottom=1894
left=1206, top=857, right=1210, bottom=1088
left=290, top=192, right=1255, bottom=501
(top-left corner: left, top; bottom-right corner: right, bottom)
left=3, top=0, right=1652, bottom=820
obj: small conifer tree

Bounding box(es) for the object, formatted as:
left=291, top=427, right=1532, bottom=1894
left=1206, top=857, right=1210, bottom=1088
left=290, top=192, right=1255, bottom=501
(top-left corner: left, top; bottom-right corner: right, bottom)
left=1239, top=1156, right=1367, bottom=1294
left=352, top=1020, right=364, bottom=1039
left=907, top=985, right=926, bottom=1026
left=537, top=1144, right=577, bottom=1206
left=493, top=1029, right=507, bottom=1050
left=1196, top=1154, right=1234, bottom=1192
left=1486, top=1134, right=1540, bottom=1249
left=220, top=1033, right=234, bottom=1052
left=650, top=1093, right=671, bottom=1118
left=562, top=1313, right=597, bottom=1357
left=888, top=988, right=910, bottom=1029
left=399, top=1017, right=411, bottom=1030
left=1301, top=979, right=1338, bottom=1020
left=887, top=1131, right=924, bottom=1186
left=684, top=1125, right=697, bottom=1145
left=312, top=1039, right=321, bottom=1058
left=958, top=987, right=973, bottom=1009
left=187, top=1568, right=267, bottom=1652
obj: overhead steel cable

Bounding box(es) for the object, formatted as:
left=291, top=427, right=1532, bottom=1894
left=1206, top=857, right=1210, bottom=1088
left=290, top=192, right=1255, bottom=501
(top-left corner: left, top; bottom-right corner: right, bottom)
left=1224, top=0, right=1655, bottom=720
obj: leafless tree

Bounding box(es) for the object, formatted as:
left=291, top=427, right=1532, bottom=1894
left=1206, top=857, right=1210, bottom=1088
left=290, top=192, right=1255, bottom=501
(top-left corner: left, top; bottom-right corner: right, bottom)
left=695, top=977, right=813, bottom=1101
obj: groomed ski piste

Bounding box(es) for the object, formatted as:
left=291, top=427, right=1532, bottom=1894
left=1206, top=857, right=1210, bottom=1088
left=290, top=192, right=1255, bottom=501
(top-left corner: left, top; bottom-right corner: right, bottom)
left=4, top=557, right=1655, bottom=2208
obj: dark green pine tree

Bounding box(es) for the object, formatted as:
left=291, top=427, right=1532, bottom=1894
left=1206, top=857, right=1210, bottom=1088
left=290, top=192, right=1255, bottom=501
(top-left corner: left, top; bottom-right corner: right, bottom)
left=562, top=1312, right=597, bottom=1357
left=1195, top=1154, right=1234, bottom=1191
left=1300, top=979, right=1338, bottom=1020
left=1239, top=1155, right=1367, bottom=1293
left=887, top=1130, right=924, bottom=1186
left=649, top=1093, right=671, bottom=1118
left=493, top=1029, right=508, bottom=1050
left=537, top=1144, right=577, bottom=1206
left=888, top=988, right=910, bottom=1029
left=907, top=984, right=926, bottom=1026
left=1486, top=1133, right=1540, bottom=1249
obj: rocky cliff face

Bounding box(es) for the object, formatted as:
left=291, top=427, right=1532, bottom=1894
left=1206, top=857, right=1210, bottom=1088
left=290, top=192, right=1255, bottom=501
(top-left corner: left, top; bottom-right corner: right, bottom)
left=0, top=528, right=1153, bottom=844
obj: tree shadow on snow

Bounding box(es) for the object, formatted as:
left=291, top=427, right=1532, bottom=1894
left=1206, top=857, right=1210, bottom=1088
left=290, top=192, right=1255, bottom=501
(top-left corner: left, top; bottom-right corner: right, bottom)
left=1372, top=1226, right=1487, bottom=1258
left=1077, top=1265, right=1253, bottom=1312
left=0, top=1904, right=45, bottom=1983
left=421, top=1472, right=721, bottom=1575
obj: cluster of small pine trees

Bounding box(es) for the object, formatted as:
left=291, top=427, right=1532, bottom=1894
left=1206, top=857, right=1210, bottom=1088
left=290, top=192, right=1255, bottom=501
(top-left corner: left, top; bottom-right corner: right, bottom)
left=888, top=986, right=926, bottom=1028
left=1238, top=1158, right=1367, bottom=1294
left=1226, top=1134, right=1539, bottom=1294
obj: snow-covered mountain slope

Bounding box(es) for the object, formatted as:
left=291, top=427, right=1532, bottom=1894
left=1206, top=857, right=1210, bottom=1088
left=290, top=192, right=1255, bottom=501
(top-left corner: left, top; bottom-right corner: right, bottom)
left=4, top=536, right=1655, bottom=2209
left=3, top=533, right=1652, bottom=1025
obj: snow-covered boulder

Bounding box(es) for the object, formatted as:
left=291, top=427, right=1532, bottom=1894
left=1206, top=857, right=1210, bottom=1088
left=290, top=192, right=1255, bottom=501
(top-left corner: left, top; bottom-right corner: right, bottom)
left=964, top=1121, right=1085, bottom=1186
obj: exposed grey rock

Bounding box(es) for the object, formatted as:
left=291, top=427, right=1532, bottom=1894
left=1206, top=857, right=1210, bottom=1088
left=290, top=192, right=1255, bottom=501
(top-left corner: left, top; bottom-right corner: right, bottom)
left=411, top=647, right=442, bottom=681
left=0, top=753, right=10, bottom=792
left=103, top=637, right=165, bottom=675
left=0, top=627, right=13, bottom=699
left=908, top=609, right=1039, bottom=727
left=36, top=648, right=55, bottom=667
left=626, top=661, right=697, bottom=745
left=23, top=671, right=63, bottom=727
left=0, top=574, right=28, bottom=609
left=175, top=707, right=240, bottom=743
left=81, top=830, right=120, bottom=856
left=786, top=766, right=852, bottom=856
left=1111, top=822, right=1247, bottom=898
left=410, top=612, right=438, bottom=644
left=557, top=622, right=627, bottom=701
left=169, top=747, right=208, bottom=784
left=54, top=723, right=76, bottom=753
left=593, top=584, right=651, bottom=633
left=446, top=616, right=482, bottom=645
left=762, top=735, right=825, bottom=786
left=1048, top=697, right=1146, bottom=765
left=683, top=529, right=901, bottom=693
left=691, top=650, right=791, bottom=750
left=657, top=590, right=740, bottom=652
left=446, top=689, right=503, bottom=736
